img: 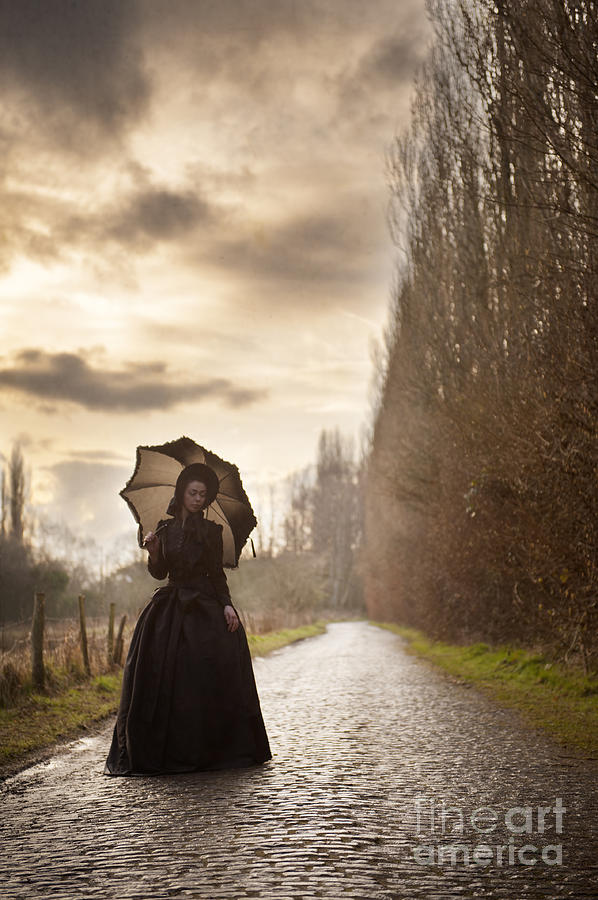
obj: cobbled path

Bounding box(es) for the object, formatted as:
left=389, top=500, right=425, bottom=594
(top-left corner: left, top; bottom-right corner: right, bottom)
left=1, top=622, right=597, bottom=899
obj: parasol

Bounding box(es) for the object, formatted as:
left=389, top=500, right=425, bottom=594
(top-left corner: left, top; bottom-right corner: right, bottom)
left=120, top=435, right=257, bottom=567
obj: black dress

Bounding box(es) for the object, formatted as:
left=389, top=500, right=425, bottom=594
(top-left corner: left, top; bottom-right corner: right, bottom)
left=104, top=511, right=272, bottom=775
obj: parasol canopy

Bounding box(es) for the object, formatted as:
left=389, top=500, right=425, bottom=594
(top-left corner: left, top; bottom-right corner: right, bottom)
left=120, top=436, right=257, bottom=567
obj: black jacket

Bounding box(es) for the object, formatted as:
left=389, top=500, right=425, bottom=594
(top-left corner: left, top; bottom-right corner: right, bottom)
left=147, top=513, right=232, bottom=607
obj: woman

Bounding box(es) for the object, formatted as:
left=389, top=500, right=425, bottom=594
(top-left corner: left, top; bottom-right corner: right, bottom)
left=104, top=462, right=272, bottom=775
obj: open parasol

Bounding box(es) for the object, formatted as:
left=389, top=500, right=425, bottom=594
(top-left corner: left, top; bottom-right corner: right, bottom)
left=120, top=436, right=257, bottom=567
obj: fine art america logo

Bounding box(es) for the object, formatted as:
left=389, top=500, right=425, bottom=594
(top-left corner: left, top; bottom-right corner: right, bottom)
left=412, top=798, right=565, bottom=866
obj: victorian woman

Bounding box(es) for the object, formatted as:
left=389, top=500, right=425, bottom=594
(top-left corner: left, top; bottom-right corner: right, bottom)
left=104, top=463, right=271, bottom=775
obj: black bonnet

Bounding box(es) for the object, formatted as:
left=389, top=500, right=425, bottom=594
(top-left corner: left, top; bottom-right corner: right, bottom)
left=166, top=463, right=219, bottom=515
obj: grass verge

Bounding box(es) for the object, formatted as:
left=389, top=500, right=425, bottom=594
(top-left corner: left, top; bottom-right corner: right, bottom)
left=372, top=622, right=598, bottom=756
left=0, top=673, right=123, bottom=769
left=0, top=622, right=327, bottom=775
left=247, top=621, right=327, bottom=656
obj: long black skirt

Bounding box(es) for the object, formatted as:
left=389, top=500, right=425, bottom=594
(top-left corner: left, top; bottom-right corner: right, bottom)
left=104, top=580, right=272, bottom=775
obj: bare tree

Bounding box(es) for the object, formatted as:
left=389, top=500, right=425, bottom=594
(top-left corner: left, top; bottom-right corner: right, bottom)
left=282, top=467, right=314, bottom=555
left=365, top=0, right=598, bottom=666
left=313, top=429, right=363, bottom=608
left=0, top=468, right=6, bottom=539
left=9, top=444, right=26, bottom=544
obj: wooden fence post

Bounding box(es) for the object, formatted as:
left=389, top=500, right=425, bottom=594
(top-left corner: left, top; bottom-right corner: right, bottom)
left=31, top=592, right=45, bottom=690
left=107, top=602, right=115, bottom=667
left=113, top=614, right=127, bottom=666
left=78, top=594, right=91, bottom=676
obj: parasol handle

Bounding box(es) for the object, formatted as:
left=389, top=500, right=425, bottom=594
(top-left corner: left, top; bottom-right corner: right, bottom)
left=142, top=521, right=168, bottom=546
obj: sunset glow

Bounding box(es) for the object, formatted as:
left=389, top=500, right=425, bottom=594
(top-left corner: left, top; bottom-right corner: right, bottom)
left=0, top=0, right=430, bottom=551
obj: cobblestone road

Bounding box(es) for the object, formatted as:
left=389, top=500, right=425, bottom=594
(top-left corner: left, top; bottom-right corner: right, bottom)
left=1, top=622, right=597, bottom=899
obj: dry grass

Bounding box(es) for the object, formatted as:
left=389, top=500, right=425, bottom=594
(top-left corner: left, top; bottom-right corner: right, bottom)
left=0, top=617, right=132, bottom=708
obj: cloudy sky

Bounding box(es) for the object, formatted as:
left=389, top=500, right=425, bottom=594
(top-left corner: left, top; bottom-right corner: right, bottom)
left=0, top=0, right=430, bottom=559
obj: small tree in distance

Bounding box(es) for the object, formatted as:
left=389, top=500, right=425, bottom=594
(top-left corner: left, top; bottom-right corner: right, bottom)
left=9, top=444, right=26, bottom=544
left=282, top=428, right=364, bottom=610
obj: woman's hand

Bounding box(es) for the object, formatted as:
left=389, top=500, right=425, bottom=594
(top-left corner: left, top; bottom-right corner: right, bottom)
left=223, top=604, right=239, bottom=633
left=143, top=531, right=160, bottom=559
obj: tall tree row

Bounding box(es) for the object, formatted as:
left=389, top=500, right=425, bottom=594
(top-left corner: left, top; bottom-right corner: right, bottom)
left=366, top=0, right=598, bottom=667
left=283, top=428, right=363, bottom=609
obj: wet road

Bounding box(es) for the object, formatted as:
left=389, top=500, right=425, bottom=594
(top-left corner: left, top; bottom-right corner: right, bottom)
left=1, top=621, right=597, bottom=899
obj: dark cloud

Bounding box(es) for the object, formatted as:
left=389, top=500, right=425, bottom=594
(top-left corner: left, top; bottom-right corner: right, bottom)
left=200, top=205, right=387, bottom=289
left=143, top=0, right=421, bottom=52
left=141, top=0, right=429, bottom=107
left=0, top=0, right=429, bottom=279
left=0, top=186, right=71, bottom=270
left=333, top=16, right=431, bottom=131
left=0, top=0, right=149, bottom=143
left=2, top=170, right=385, bottom=291
left=102, top=187, right=213, bottom=247
left=0, top=180, right=215, bottom=269
left=143, top=0, right=316, bottom=46
left=359, top=31, right=430, bottom=85
left=0, top=349, right=266, bottom=412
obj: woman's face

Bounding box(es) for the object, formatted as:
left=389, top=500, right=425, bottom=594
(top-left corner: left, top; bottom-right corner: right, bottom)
left=182, top=480, right=208, bottom=514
